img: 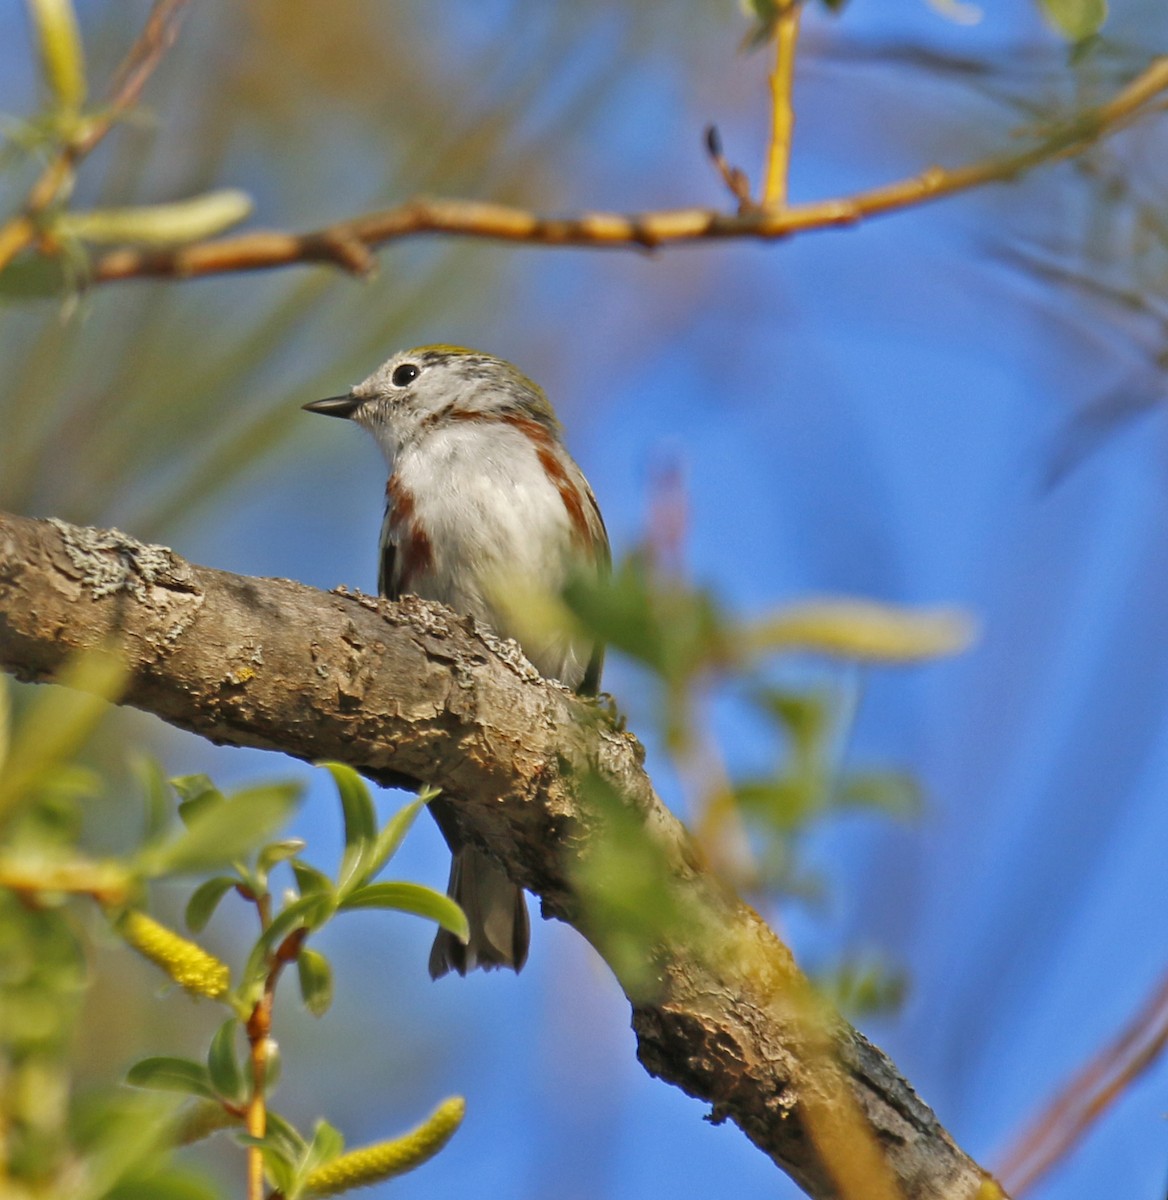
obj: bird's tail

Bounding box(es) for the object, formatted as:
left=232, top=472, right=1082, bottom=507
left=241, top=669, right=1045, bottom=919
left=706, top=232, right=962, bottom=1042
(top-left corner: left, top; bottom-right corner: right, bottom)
left=428, top=845, right=530, bottom=978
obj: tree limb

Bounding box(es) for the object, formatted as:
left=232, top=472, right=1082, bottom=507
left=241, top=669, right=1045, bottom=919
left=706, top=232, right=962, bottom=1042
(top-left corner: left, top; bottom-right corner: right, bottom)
left=0, top=511, right=1006, bottom=1200
left=81, top=55, right=1168, bottom=284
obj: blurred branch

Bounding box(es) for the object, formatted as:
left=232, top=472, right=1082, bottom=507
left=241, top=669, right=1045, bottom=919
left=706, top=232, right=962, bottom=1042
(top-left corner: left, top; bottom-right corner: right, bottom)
left=762, top=1, right=801, bottom=209
left=0, top=510, right=1006, bottom=1200
left=998, top=966, right=1168, bottom=1195
left=0, top=0, right=190, bottom=273
left=83, top=55, right=1168, bottom=283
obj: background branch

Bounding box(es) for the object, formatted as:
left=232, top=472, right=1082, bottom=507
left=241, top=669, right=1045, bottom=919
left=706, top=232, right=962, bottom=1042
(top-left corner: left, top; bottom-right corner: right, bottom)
left=0, top=510, right=1005, bottom=1200
left=83, top=55, right=1168, bottom=284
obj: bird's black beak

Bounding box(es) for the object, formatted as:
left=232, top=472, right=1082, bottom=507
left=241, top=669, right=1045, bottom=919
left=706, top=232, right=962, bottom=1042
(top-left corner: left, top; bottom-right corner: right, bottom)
left=302, top=393, right=363, bottom=419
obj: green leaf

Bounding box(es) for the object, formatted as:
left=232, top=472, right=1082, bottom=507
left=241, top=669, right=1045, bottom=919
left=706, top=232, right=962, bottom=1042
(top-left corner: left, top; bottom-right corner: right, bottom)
left=563, top=556, right=727, bottom=686
left=172, top=775, right=221, bottom=810
left=732, top=776, right=820, bottom=831
left=0, top=256, right=68, bottom=301
left=126, top=1057, right=218, bottom=1101
left=834, top=772, right=923, bottom=821
left=301, top=1118, right=345, bottom=1177
left=358, top=787, right=437, bottom=887
left=814, top=957, right=907, bottom=1019
left=322, top=762, right=377, bottom=890
left=28, top=0, right=87, bottom=113
left=146, top=783, right=302, bottom=874
left=104, top=1171, right=224, bottom=1200
left=1037, top=0, right=1107, bottom=40
left=206, top=1019, right=245, bottom=1102
left=134, top=756, right=172, bottom=844
left=56, top=190, right=254, bottom=247
left=341, top=882, right=469, bottom=941
left=104, top=1170, right=224, bottom=1200
left=297, top=948, right=333, bottom=1017
left=292, top=860, right=335, bottom=898
left=264, top=1110, right=310, bottom=1160
left=185, top=876, right=239, bottom=933
left=257, top=838, right=307, bottom=879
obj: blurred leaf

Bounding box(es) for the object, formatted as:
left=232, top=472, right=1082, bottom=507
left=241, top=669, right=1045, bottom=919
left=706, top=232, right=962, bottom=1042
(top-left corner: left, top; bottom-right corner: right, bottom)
left=341, top=882, right=469, bottom=941
left=571, top=771, right=702, bottom=1000
left=733, top=776, right=820, bottom=831
left=257, top=837, right=307, bottom=883
left=206, top=1019, right=245, bottom=1102
left=740, top=600, right=975, bottom=663
left=27, top=0, right=87, bottom=113
left=134, top=757, right=172, bottom=844
left=144, top=783, right=301, bottom=874
left=834, top=771, right=923, bottom=820
left=0, top=675, right=9, bottom=776
left=0, top=651, right=125, bottom=822
left=56, top=191, right=254, bottom=247
left=296, top=948, right=333, bottom=1018
left=0, top=255, right=68, bottom=300
left=126, top=1058, right=218, bottom=1101
left=103, top=1172, right=223, bottom=1200
left=1037, top=0, right=1107, bottom=40
left=171, top=776, right=224, bottom=826
left=814, top=957, right=907, bottom=1019
left=925, top=0, right=983, bottom=24
left=563, top=555, right=728, bottom=685
left=184, top=876, right=239, bottom=933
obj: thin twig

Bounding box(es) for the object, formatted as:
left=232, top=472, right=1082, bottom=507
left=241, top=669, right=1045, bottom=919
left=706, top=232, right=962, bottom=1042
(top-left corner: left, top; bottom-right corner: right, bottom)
left=762, top=1, right=802, bottom=209
left=0, top=0, right=190, bottom=272
left=85, top=55, right=1168, bottom=284
left=997, top=966, right=1168, bottom=1194
left=704, top=125, right=755, bottom=212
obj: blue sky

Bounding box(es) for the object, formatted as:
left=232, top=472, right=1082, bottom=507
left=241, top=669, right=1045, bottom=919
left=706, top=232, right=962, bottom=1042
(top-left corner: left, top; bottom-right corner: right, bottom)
left=5, top=1, right=1168, bottom=1197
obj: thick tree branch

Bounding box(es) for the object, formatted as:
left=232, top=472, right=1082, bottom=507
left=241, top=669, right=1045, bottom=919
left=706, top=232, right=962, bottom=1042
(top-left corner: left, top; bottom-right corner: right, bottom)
left=0, top=511, right=1005, bottom=1200
left=80, top=55, right=1168, bottom=283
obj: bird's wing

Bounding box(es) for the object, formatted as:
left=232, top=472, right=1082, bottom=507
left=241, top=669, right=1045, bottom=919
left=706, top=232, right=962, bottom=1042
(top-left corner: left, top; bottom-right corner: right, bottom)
left=377, top=505, right=400, bottom=600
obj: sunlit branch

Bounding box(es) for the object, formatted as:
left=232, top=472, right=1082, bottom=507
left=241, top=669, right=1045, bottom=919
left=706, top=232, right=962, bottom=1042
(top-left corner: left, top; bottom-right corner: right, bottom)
left=80, top=55, right=1168, bottom=283
left=761, top=1, right=802, bottom=209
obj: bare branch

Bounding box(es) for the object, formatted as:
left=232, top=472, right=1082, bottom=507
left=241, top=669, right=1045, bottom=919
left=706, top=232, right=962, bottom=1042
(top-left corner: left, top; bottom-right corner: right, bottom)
left=998, top=966, right=1168, bottom=1195
left=0, top=510, right=1006, bottom=1200
left=762, top=1, right=802, bottom=209
left=83, top=55, right=1168, bottom=284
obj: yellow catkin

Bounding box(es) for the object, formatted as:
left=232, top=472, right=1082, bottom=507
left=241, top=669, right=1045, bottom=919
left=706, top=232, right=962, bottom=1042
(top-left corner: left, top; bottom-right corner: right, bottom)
left=304, top=1097, right=466, bottom=1196
left=119, top=910, right=230, bottom=999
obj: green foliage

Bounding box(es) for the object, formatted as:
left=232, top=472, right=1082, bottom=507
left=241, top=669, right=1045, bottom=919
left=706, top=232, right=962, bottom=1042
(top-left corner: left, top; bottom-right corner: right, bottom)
left=563, top=555, right=962, bottom=1014
left=571, top=771, right=706, bottom=1001
left=0, top=674, right=465, bottom=1197
left=814, top=956, right=908, bottom=1020
left=1037, top=0, right=1108, bottom=41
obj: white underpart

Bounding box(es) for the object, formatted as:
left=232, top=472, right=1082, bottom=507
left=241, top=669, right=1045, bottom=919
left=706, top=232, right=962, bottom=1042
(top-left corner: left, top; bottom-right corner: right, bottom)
left=391, top=420, right=592, bottom=688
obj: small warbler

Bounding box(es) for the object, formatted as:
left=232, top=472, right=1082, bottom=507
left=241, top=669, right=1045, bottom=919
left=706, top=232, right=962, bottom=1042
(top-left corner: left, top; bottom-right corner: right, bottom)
left=306, top=345, right=609, bottom=977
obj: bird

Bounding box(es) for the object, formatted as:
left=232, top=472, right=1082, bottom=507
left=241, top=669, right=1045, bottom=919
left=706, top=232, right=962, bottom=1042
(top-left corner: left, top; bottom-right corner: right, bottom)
left=304, top=345, right=609, bottom=977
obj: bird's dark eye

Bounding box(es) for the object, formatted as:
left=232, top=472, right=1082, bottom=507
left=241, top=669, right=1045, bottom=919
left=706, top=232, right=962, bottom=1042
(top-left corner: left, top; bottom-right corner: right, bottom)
left=391, top=363, right=420, bottom=387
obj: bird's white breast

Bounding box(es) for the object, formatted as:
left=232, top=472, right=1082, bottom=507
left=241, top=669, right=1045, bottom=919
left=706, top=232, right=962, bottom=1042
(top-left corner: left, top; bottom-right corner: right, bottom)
left=392, top=420, right=591, bottom=684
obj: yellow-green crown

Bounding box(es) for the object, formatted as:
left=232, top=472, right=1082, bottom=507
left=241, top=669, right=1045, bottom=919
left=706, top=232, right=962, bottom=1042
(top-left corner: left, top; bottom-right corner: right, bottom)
left=410, top=345, right=556, bottom=425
